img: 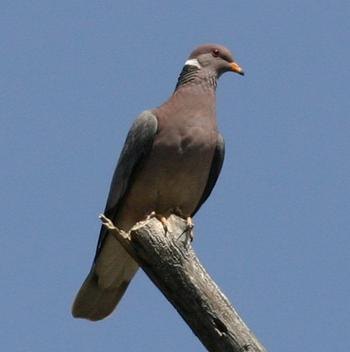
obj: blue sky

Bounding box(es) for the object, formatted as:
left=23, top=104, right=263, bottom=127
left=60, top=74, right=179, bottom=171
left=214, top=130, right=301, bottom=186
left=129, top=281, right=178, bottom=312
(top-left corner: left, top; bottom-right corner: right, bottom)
left=1, top=1, right=349, bottom=351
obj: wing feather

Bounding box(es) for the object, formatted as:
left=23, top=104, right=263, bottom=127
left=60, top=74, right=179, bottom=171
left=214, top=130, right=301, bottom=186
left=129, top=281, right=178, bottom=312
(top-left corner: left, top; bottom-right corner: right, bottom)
left=94, top=110, right=158, bottom=261
left=192, top=133, right=225, bottom=215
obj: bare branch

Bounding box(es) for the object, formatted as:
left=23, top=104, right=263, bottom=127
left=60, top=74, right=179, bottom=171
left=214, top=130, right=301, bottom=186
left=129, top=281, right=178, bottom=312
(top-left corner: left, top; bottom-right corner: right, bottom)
left=101, top=214, right=266, bottom=352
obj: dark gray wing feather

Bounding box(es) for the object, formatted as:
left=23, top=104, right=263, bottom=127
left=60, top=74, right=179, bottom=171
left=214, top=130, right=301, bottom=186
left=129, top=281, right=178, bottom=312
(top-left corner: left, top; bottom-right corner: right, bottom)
left=192, top=133, right=225, bottom=216
left=94, top=110, right=158, bottom=260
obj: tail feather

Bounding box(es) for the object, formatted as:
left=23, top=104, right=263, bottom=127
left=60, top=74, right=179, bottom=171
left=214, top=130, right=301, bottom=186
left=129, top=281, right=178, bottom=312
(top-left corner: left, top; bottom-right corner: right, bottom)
left=72, top=233, right=138, bottom=321
left=72, top=271, right=132, bottom=321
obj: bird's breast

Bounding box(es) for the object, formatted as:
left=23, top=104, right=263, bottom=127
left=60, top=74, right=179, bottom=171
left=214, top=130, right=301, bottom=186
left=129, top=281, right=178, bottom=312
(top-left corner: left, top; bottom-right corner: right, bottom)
left=143, top=120, right=217, bottom=212
left=116, top=114, right=218, bottom=229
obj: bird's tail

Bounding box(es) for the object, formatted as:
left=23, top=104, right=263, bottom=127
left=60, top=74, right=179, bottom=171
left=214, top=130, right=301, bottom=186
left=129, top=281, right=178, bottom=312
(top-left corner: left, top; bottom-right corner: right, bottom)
left=72, top=235, right=138, bottom=321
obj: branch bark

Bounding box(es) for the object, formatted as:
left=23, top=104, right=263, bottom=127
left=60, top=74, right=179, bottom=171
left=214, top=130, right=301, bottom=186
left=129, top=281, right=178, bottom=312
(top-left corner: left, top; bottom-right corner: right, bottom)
left=100, top=213, right=267, bottom=352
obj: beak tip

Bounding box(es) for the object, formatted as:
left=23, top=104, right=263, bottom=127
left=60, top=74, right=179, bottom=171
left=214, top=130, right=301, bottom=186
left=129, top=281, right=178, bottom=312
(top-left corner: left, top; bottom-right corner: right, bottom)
left=230, top=62, right=245, bottom=76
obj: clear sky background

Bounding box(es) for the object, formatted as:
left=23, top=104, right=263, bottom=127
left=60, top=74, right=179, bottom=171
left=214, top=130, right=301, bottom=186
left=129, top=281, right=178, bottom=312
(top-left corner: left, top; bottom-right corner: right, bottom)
left=1, top=1, right=349, bottom=351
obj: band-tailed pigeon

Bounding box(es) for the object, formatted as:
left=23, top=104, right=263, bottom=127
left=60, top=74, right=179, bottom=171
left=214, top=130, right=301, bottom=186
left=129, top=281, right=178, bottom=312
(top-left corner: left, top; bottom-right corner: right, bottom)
left=72, top=44, right=244, bottom=321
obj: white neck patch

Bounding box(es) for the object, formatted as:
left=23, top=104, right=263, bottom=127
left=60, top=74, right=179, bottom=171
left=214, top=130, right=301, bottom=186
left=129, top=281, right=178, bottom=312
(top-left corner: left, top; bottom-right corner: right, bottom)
left=184, top=58, right=201, bottom=69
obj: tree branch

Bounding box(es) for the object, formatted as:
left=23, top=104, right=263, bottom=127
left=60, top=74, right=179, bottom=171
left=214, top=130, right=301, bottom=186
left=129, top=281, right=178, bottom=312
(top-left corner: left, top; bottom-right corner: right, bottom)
left=100, top=214, right=267, bottom=352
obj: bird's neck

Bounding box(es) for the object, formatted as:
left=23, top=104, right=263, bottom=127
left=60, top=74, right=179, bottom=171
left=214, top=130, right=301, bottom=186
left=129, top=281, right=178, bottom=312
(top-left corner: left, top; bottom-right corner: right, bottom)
left=174, top=65, right=217, bottom=92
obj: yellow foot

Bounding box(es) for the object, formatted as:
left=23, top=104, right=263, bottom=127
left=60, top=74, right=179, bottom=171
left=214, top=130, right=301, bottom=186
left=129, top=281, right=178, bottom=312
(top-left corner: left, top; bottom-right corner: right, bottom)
left=185, top=217, right=194, bottom=242
left=145, top=212, right=169, bottom=233
left=177, top=217, right=194, bottom=243
left=159, top=216, right=169, bottom=233
left=150, top=213, right=169, bottom=233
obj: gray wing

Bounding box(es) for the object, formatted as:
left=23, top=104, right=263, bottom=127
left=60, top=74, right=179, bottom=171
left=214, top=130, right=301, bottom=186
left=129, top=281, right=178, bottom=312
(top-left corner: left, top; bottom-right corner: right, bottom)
left=94, top=110, right=158, bottom=261
left=192, top=133, right=225, bottom=216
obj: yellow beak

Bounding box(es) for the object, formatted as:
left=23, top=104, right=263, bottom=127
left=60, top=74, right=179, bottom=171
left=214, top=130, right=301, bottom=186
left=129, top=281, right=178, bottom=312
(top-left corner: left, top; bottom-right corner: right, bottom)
left=230, top=62, right=244, bottom=76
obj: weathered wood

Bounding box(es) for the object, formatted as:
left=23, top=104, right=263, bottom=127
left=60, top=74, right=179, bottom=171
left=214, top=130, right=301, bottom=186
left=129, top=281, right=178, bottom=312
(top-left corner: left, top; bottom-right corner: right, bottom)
left=100, top=214, right=266, bottom=352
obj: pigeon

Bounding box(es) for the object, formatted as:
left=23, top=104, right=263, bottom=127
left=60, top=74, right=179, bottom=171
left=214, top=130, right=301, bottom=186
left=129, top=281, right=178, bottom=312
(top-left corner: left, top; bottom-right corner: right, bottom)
left=72, top=43, right=244, bottom=321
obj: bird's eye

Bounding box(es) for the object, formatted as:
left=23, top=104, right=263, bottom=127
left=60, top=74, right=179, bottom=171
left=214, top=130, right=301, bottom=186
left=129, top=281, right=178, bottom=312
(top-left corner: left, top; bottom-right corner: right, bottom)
left=212, top=49, right=220, bottom=57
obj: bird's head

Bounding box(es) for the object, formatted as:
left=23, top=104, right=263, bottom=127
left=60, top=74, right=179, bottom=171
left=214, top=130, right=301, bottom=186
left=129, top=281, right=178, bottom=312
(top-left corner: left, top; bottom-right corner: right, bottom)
left=186, top=44, right=244, bottom=77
